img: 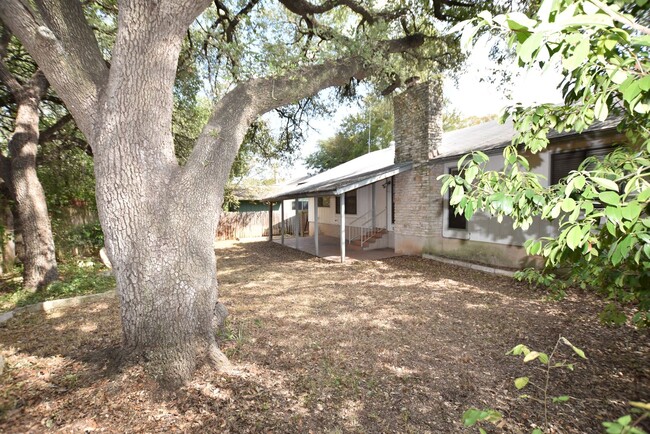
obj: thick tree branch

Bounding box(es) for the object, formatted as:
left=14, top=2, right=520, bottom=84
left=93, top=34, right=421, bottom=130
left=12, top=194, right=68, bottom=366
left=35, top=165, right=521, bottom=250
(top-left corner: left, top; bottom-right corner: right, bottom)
left=39, top=112, right=73, bottom=144
left=278, top=0, right=375, bottom=24
left=182, top=34, right=426, bottom=194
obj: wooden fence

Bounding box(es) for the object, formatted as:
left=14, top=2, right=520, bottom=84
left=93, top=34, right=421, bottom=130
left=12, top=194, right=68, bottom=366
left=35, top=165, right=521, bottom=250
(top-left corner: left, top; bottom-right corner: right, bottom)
left=216, top=211, right=308, bottom=240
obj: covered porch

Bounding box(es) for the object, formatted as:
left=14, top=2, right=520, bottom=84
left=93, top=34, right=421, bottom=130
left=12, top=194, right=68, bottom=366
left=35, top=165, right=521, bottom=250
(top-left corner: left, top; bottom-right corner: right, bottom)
left=264, top=148, right=412, bottom=263
left=273, top=234, right=399, bottom=262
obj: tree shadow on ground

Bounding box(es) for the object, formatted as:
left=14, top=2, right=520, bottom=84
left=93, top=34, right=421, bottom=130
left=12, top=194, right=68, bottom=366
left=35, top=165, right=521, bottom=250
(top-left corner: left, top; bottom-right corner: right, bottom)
left=0, top=240, right=648, bottom=433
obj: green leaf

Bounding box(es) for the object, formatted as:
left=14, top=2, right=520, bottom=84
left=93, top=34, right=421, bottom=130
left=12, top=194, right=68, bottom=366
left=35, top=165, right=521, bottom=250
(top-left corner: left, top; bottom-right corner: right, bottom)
left=508, top=344, right=530, bottom=356
left=622, top=81, right=641, bottom=104
left=605, top=206, right=622, bottom=225
left=478, top=10, right=493, bottom=23
left=561, top=198, right=576, bottom=212
left=460, top=23, right=480, bottom=51
left=552, top=395, right=571, bottom=403
left=621, top=202, right=642, bottom=221
left=594, top=95, right=609, bottom=121
left=639, top=75, right=650, bottom=92
left=505, top=12, right=537, bottom=30
left=519, top=32, right=544, bottom=62
left=592, top=177, right=619, bottom=192
left=514, top=376, right=529, bottom=389
left=538, top=352, right=549, bottom=364
left=561, top=337, right=587, bottom=359
left=617, top=415, right=632, bottom=426
left=566, top=225, right=583, bottom=250
left=450, top=185, right=464, bottom=206
left=523, top=350, right=540, bottom=362
left=562, top=37, right=589, bottom=71
left=599, top=191, right=620, bottom=206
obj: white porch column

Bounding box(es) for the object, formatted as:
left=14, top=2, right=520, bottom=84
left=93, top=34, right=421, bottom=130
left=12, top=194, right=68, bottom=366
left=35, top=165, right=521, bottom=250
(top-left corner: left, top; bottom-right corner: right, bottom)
left=314, top=197, right=319, bottom=257
left=339, top=193, right=345, bottom=263
left=371, top=183, right=376, bottom=229
left=268, top=202, right=273, bottom=241
left=281, top=200, right=285, bottom=245
left=294, top=198, right=300, bottom=251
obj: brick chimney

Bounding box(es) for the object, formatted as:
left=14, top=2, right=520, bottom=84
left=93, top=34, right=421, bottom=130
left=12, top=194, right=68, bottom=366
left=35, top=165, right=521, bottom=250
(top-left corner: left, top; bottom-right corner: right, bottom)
left=393, top=79, right=444, bottom=164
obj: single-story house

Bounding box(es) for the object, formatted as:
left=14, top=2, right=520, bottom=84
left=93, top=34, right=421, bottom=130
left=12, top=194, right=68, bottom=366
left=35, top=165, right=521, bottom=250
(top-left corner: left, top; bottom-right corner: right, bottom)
left=265, top=80, right=623, bottom=267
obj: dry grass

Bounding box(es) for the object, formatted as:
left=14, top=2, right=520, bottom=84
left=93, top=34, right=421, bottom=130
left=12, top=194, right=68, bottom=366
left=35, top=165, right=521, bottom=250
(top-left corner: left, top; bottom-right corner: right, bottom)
left=0, top=240, right=648, bottom=433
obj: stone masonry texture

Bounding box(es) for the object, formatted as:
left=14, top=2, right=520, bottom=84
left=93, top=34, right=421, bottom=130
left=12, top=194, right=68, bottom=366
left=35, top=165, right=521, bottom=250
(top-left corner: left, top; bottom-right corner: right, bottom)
left=393, top=80, right=444, bottom=241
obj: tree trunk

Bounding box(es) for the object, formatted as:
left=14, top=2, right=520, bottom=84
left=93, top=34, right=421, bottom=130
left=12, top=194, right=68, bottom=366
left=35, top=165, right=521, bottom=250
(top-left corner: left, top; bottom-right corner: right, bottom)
left=91, top=5, right=227, bottom=386
left=0, top=200, right=16, bottom=274
left=7, top=87, right=58, bottom=291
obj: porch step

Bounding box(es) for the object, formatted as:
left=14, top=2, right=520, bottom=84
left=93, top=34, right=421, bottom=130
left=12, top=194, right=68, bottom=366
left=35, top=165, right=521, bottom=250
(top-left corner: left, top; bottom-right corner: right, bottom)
left=350, top=228, right=388, bottom=247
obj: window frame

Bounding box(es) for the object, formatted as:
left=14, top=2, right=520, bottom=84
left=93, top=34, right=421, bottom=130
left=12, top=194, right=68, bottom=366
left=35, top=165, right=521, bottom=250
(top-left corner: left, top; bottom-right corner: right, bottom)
left=550, top=146, right=613, bottom=185
left=447, top=168, right=468, bottom=230
left=335, top=189, right=358, bottom=215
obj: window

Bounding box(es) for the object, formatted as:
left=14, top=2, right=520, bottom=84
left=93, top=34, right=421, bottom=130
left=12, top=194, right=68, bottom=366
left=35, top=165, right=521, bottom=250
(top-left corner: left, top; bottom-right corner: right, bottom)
left=317, top=196, right=330, bottom=208
left=551, top=147, right=612, bottom=184
left=291, top=199, right=308, bottom=211
left=448, top=168, right=467, bottom=230
left=335, top=190, right=357, bottom=214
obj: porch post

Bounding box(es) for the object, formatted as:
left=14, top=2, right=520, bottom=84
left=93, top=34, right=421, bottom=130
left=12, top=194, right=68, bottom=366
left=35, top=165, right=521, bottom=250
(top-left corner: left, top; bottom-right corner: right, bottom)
left=281, top=200, right=285, bottom=245
left=371, top=183, right=376, bottom=229
left=314, top=197, right=319, bottom=256
left=339, top=192, right=345, bottom=263
left=268, top=202, right=273, bottom=241
left=294, top=198, right=300, bottom=251
left=386, top=181, right=390, bottom=228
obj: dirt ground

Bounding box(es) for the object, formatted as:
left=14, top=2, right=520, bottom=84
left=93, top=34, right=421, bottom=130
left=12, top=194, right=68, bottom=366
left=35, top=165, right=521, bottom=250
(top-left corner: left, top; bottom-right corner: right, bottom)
left=0, top=240, right=648, bottom=433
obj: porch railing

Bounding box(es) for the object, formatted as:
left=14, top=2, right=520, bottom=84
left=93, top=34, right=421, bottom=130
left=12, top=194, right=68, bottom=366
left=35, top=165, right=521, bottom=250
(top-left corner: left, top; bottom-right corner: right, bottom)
left=348, top=208, right=387, bottom=247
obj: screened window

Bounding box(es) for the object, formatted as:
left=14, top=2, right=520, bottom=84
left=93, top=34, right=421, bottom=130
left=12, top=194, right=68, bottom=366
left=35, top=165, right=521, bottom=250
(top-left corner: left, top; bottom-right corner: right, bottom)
left=551, top=147, right=612, bottom=184
left=317, top=196, right=331, bottom=208
left=448, top=169, right=467, bottom=230
left=335, top=190, right=357, bottom=215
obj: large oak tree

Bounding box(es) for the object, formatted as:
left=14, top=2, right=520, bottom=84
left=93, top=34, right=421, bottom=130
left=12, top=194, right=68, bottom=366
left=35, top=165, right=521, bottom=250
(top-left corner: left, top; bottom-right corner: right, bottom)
left=0, top=0, right=495, bottom=386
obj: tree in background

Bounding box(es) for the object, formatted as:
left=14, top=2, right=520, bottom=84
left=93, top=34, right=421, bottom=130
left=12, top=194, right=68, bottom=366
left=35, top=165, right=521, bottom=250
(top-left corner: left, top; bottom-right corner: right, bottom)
left=306, top=97, right=497, bottom=173
left=0, top=26, right=59, bottom=290
left=443, top=0, right=650, bottom=325
left=305, top=97, right=393, bottom=172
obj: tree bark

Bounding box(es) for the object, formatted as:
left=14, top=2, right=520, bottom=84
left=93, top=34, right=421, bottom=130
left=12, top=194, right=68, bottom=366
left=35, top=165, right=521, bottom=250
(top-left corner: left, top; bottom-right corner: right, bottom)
left=5, top=74, right=59, bottom=291
left=0, top=199, right=16, bottom=274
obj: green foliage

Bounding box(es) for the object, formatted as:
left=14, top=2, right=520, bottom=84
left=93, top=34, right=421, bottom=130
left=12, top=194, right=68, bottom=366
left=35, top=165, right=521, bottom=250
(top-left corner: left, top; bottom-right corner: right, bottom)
left=0, top=260, right=114, bottom=312
left=464, top=336, right=587, bottom=433
left=306, top=97, right=491, bottom=173
left=52, top=221, right=104, bottom=260
left=462, top=408, right=503, bottom=433
left=603, top=402, right=650, bottom=434
left=305, top=97, right=394, bottom=172
left=443, top=0, right=650, bottom=326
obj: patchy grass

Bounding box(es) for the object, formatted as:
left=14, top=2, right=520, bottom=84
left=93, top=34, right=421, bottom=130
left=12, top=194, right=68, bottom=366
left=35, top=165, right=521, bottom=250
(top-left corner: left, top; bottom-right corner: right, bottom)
left=0, top=260, right=115, bottom=312
left=0, top=240, right=648, bottom=433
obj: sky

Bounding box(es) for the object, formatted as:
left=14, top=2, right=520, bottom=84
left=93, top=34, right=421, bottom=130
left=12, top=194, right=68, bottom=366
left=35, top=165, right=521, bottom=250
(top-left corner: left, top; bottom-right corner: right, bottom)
left=259, top=37, right=565, bottom=181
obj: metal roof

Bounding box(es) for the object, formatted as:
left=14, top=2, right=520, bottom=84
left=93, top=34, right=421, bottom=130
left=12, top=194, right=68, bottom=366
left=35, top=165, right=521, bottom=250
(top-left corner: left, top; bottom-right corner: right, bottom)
left=266, top=146, right=411, bottom=200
